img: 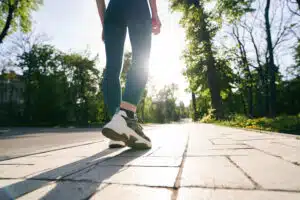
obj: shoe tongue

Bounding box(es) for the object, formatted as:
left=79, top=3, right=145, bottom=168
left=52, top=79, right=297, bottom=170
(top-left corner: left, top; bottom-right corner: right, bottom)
left=119, top=110, right=128, bottom=117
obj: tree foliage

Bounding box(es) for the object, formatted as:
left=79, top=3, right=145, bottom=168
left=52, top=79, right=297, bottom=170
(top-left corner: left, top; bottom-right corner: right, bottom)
left=171, top=0, right=300, bottom=120
left=0, top=0, right=43, bottom=44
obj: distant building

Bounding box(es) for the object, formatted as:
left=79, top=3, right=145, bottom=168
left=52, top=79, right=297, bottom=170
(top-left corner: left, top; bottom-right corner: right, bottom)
left=0, top=72, right=25, bottom=104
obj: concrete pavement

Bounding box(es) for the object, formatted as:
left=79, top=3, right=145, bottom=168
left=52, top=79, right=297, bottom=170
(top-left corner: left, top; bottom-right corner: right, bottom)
left=0, top=128, right=104, bottom=161
left=0, top=123, right=299, bottom=199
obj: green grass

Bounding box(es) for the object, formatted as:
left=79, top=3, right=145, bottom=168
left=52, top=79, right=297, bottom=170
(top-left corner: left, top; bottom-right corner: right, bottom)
left=201, top=114, right=300, bottom=135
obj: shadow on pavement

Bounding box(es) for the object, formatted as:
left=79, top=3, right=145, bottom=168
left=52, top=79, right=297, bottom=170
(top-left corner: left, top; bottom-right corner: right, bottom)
left=0, top=148, right=149, bottom=200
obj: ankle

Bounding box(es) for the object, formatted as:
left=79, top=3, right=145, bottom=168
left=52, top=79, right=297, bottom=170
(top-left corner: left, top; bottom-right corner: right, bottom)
left=120, top=101, right=136, bottom=112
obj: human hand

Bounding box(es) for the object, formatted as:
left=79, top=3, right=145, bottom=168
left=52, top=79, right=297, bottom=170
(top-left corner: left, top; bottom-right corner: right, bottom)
left=152, top=16, right=161, bottom=35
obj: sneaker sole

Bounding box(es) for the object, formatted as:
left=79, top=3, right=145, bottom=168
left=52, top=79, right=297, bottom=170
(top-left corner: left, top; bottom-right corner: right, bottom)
left=102, top=128, right=151, bottom=150
left=109, top=144, right=125, bottom=148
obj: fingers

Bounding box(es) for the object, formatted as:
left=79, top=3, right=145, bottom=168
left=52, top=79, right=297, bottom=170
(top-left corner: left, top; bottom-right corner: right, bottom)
left=152, top=20, right=161, bottom=35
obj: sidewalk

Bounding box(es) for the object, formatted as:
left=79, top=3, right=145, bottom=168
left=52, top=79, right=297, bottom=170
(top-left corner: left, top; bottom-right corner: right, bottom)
left=0, top=123, right=299, bottom=199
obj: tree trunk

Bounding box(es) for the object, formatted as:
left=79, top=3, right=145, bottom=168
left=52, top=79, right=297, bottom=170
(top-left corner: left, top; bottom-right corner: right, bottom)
left=256, top=68, right=266, bottom=116
left=198, top=4, right=223, bottom=119
left=265, top=0, right=277, bottom=117
left=192, top=92, right=197, bottom=121
left=0, top=0, right=19, bottom=44
left=264, top=69, right=270, bottom=115
left=241, top=93, right=247, bottom=115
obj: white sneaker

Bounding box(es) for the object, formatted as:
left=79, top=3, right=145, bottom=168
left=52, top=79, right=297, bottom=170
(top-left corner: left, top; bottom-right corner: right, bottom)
left=109, top=140, right=125, bottom=148
left=102, top=110, right=152, bottom=149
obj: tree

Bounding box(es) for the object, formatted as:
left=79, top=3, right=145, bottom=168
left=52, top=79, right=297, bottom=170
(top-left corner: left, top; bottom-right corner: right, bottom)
left=0, top=0, right=43, bottom=44
left=264, top=0, right=277, bottom=117
left=171, top=0, right=224, bottom=119
left=218, top=0, right=299, bottom=118
left=121, top=51, right=132, bottom=88
left=18, top=44, right=67, bottom=124
left=62, top=52, right=100, bottom=125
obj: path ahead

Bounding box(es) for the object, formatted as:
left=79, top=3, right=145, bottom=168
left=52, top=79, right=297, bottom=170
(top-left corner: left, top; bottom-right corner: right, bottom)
left=0, top=123, right=300, bottom=199
left=0, top=128, right=103, bottom=161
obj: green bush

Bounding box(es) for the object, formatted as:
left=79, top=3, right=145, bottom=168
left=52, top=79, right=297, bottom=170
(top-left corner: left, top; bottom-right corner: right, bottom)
left=200, top=108, right=216, bottom=123
left=202, top=114, right=300, bottom=135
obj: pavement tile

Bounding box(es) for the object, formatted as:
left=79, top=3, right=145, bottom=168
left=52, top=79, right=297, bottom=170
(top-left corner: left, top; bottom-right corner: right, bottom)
left=180, top=157, right=254, bottom=189
left=0, top=157, right=92, bottom=179
left=114, top=149, right=155, bottom=157
left=209, top=144, right=251, bottom=150
left=231, top=153, right=300, bottom=190
left=210, top=138, right=242, bottom=145
left=187, top=148, right=258, bottom=157
left=0, top=148, right=124, bottom=179
left=244, top=140, right=300, bottom=163
left=149, top=145, right=186, bottom=157
left=17, top=181, right=106, bottom=200
left=71, top=165, right=179, bottom=187
left=90, top=184, right=172, bottom=200
left=99, top=156, right=182, bottom=167
left=178, top=188, right=300, bottom=200
left=0, top=179, right=50, bottom=200
left=271, top=139, right=300, bottom=149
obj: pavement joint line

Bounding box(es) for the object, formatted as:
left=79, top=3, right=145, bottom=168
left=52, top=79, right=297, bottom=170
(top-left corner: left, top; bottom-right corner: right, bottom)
left=180, top=186, right=300, bottom=193
left=146, top=147, right=162, bottom=156
left=0, top=140, right=103, bottom=162
left=4, top=177, right=300, bottom=195
left=271, top=141, right=300, bottom=149
left=101, top=182, right=176, bottom=190
left=246, top=144, right=300, bottom=167
left=208, top=137, right=229, bottom=140
left=21, top=150, right=127, bottom=184
left=10, top=178, right=300, bottom=195
left=85, top=183, right=112, bottom=200
left=0, top=178, right=57, bottom=199
left=61, top=154, right=128, bottom=180
left=64, top=149, right=146, bottom=180
left=208, top=139, right=215, bottom=145
left=20, top=180, right=58, bottom=199
left=226, top=156, right=261, bottom=189
left=171, top=133, right=190, bottom=200
left=292, top=161, right=300, bottom=166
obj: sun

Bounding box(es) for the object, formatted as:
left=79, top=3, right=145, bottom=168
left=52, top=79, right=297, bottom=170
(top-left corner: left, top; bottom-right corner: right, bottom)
left=148, top=18, right=186, bottom=89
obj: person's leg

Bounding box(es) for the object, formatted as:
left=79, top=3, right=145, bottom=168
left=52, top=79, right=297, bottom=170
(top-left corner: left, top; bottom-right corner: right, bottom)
left=102, top=1, right=127, bottom=148
left=102, top=0, right=152, bottom=149
left=121, top=1, right=152, bottom=115
left=102, top=2, right=127, bottom=117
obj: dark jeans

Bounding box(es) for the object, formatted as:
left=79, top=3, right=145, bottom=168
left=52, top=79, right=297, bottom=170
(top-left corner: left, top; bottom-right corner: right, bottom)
left=102, top=0, right=152, bottom=116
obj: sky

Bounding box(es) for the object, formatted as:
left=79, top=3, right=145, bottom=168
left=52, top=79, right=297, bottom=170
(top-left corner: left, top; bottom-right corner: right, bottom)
left=31, top=0, right=191, bottom=105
